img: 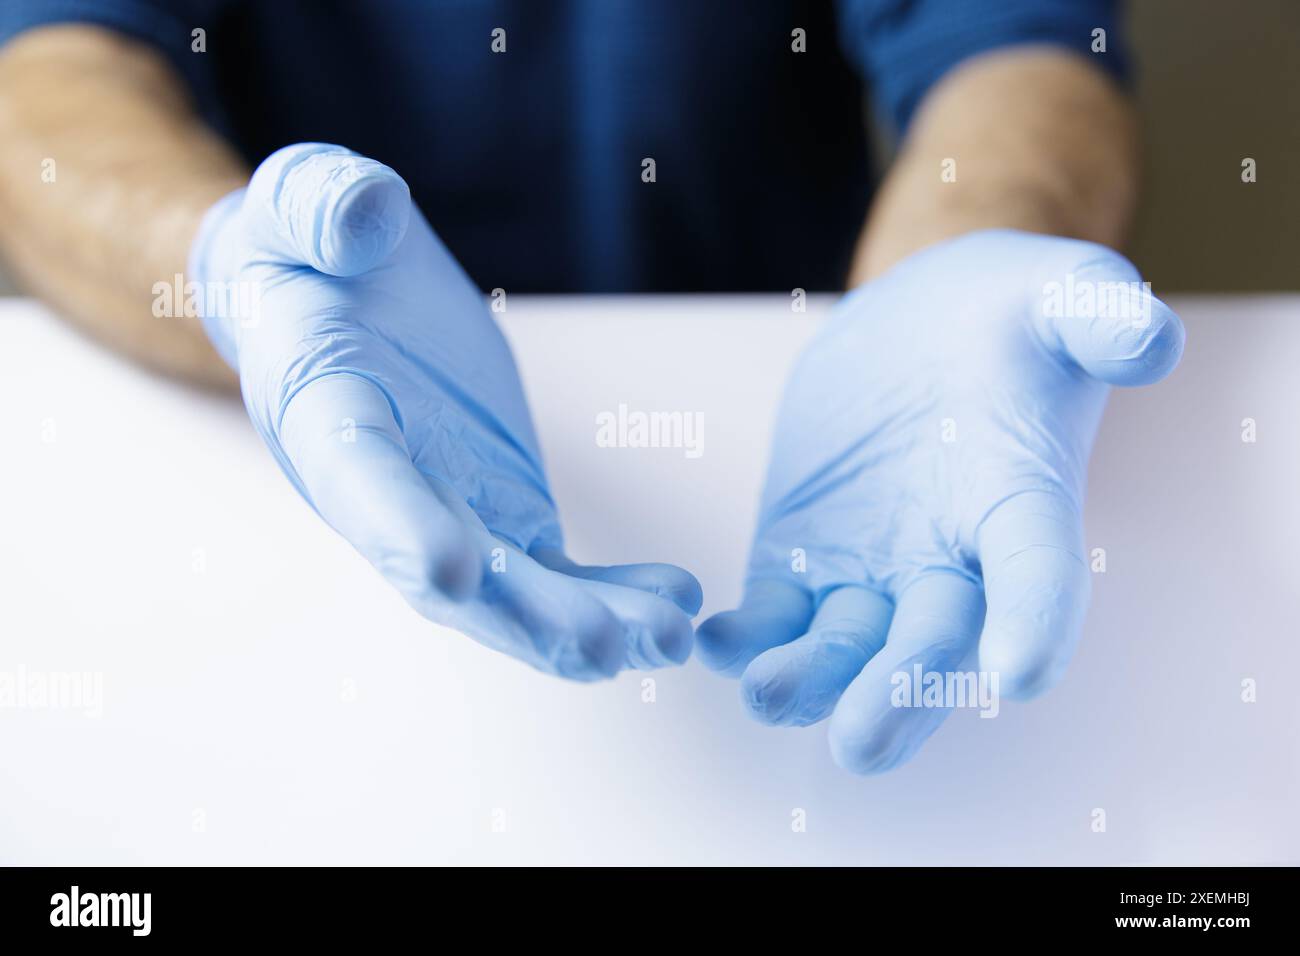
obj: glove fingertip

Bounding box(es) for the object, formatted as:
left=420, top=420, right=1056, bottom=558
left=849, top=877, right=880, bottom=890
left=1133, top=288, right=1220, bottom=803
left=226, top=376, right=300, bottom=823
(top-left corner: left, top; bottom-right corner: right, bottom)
left=827, top=716, right=910, bottom=776
left=655, top=611, right=695, bottom=666
left=978, top=632, right=1070, bottom=701
left=320, top=171, right=411, bottom=276
left=740, top=662, right=798, bottom=725
left=1107, top=303, right=1185, bottom=387
left=247, top=143, right=412, bottom=276
left=571, top=619, right=626, bottom=681
left=693, top=611, right=747, bottom=676
left=430, top=534, right=483, bottom=603
left=658, top=570, right=704, bottom=617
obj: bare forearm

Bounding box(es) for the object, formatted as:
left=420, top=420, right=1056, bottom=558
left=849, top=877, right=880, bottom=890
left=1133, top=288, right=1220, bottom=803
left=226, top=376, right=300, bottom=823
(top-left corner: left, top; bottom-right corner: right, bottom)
left=0, top=25, right=248, bottom=388
left=851, top=47, right=1139, bottom=283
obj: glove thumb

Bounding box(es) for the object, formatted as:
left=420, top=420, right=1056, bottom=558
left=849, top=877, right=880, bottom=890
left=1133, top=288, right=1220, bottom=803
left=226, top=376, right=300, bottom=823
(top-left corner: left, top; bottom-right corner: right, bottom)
left=1036, top=247, right=1185, bottom=387
left=243, top=142, right=411, bottom=276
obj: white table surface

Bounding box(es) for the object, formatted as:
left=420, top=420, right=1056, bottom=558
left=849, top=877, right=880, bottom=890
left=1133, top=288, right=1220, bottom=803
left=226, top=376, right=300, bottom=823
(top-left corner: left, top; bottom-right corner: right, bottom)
left=1, top=294, right=1297, bottom=865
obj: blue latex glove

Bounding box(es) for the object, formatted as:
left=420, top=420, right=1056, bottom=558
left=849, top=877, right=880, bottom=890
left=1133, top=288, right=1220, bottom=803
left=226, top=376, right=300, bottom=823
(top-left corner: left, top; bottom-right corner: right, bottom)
left=696, top=230, right=1184, bottom=771
left=189, top=143, right=700, bottom=680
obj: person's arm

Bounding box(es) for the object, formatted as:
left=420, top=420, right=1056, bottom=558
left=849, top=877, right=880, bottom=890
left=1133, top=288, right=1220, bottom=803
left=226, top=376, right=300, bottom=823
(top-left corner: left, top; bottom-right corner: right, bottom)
left=0, top=22, right=703, bottom=680
left=0, top=24, right=247, bottom=388
left=849, top=46, right=1138, bottom=283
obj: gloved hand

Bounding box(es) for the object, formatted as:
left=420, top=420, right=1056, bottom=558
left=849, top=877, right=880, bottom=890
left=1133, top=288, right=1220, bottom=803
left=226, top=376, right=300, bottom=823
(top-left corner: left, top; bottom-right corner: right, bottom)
left=696, top=230, right=1183, bottom=771
left=189, top=143, right=700, bottom=679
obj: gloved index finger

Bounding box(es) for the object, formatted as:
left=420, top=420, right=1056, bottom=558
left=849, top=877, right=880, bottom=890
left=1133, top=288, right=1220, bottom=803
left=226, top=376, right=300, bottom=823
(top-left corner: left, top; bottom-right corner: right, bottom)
left=530, top=547, right=704, bottom=616
left=975, top=488, right=1089, bottom=699
left=828, top=571, right=985, bottom=774
left=695, top=578, right=814, bottom=677
left=741, top=584, right=892, bottom=727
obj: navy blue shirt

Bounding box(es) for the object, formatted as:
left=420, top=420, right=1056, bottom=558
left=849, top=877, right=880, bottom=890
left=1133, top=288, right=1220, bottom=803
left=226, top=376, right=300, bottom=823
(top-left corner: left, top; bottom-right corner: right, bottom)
left=1, top=1, right=1127, bottom=292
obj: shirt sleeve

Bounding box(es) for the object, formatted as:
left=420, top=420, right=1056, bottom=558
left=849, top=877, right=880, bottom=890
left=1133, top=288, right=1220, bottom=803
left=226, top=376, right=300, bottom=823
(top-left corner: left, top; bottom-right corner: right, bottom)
left=835, top=0, right=1131, bottom=135
left=0, top=0, right=228, bottom=119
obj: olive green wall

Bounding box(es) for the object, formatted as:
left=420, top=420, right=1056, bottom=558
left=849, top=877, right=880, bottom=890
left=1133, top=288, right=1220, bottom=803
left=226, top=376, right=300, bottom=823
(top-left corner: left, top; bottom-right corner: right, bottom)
left=1126, top=0, right=1299, bottom=290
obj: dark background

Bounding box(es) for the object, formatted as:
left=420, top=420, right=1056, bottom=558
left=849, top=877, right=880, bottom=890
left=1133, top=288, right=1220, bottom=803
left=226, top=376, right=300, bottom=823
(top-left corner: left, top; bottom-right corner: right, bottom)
left=0, top=0, right=1295, bottom=294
